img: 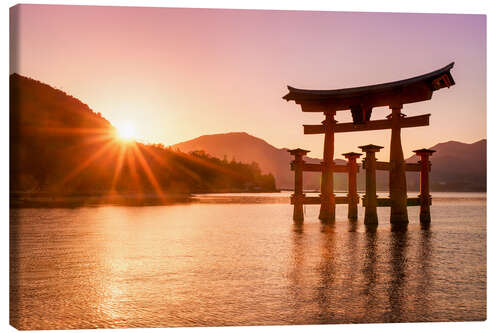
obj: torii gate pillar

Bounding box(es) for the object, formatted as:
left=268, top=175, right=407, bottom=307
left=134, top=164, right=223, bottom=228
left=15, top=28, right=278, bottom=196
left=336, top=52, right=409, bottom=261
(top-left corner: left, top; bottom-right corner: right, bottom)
left=389, top=105, right=409, bottom=226
left=342, top=152, right=362, bottom=221
left=318, top=112, right=336, bottom=222
left=360, top=144, right=383, bottom=226
left=413, top=148, right=435, bottom=225
left=288, top=148, right=309, bottom=221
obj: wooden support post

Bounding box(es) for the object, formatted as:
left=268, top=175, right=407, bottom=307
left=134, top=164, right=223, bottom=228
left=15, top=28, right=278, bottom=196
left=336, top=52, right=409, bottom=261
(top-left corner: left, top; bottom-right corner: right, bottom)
left=360, top=144, right=383, bottom=225
left=288, top=148, right=310, bottom=221
left=388, top=106, right=409, bottom=226
left=413, top=148, right=435, bottom=225
left=319, top=112, right=336, bottom=222
left=342, top=152, right=362, bottom=221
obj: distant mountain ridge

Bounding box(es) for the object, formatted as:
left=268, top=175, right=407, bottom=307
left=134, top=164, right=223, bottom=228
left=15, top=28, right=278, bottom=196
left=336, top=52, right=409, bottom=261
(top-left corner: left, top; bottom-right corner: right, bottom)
left=406, top=139, right=486, bottom=191
left=171, top=132, right=346, bottom=190
left=172, top=132, right=486, bottom=192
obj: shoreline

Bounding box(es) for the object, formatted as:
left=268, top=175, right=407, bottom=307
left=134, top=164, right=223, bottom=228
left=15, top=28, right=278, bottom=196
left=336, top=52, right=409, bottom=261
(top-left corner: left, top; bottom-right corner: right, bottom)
left=9, top=189, right=279, bottom=208
left=10, top=193, right=193, bottom=208
left=10, top=190, right=485, bottom=209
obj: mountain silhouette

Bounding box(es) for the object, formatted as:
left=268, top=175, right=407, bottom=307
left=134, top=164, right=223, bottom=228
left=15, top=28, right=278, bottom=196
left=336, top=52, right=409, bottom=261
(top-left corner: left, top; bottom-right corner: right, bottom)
left=173, top=132, right=486, bottom=192
left=406, top=139, right=486, bottom=191
left=10, top=74, right=276, bottom=202
left=172, top=132, right=350, bottom=190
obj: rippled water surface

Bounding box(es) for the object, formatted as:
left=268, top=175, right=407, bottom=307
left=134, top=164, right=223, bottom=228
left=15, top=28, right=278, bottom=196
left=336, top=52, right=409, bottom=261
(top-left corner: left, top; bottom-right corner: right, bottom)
left=10, top=192, right=486, bottom=329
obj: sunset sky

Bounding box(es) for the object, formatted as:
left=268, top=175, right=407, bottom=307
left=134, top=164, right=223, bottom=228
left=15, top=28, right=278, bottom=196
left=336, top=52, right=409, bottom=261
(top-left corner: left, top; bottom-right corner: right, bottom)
left=10, top=4, right=486, bottom=159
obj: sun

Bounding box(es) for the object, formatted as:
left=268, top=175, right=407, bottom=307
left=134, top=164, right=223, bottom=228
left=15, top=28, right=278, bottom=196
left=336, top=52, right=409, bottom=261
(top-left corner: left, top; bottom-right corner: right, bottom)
left=115, top=122, right=136, bottom=142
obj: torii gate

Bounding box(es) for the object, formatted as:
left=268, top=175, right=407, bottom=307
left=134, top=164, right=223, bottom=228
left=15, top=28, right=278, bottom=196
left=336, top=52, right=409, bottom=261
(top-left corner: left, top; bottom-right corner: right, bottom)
left=283, top=63, right=455, bottom=226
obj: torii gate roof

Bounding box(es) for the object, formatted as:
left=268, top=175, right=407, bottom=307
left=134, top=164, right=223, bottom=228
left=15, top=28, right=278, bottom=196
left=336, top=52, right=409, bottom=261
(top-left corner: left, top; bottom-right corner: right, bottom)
left=283, top=62, right=455, bottom=112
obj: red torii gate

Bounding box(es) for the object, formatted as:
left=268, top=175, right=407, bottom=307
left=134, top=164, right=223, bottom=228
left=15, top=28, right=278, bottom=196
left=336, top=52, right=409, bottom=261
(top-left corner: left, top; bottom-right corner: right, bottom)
left=283, top=63, right=455, bottom=226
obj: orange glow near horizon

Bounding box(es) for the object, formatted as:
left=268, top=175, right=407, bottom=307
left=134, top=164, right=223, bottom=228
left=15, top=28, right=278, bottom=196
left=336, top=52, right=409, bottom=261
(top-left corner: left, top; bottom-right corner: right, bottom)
left=115, top=122, right=136, bottom=142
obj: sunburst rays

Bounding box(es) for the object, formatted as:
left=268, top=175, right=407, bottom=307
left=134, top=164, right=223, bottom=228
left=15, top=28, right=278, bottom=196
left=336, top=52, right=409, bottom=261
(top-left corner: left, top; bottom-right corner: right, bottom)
left=57, top=125, right=237, bottom=202
left=58, top=127, right=170, bottom=202
left=130, top=143, right=166, bottom=202
left=110, top=143, right=127, bottom=193
left=60, top=140, right=116, bottom=185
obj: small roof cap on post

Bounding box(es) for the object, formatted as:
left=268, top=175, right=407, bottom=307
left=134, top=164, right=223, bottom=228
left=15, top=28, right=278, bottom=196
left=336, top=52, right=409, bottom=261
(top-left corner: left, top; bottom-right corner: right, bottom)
left=413, top=148, right=436, bottom=155
left=358, top=144, right=384, bottom=152
left=342, top=152, right=363, bottom=158
left=287, top=148, right=310, bottom=156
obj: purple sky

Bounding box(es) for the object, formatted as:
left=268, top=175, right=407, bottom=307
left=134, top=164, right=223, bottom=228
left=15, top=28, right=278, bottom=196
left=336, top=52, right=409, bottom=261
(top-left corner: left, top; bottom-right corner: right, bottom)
left=11, top=5, right=486, bottom=159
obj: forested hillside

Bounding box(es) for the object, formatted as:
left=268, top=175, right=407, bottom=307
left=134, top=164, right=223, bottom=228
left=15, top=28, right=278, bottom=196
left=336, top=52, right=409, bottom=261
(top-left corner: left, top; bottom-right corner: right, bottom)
left=10, top=74, right=276, bottom=200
